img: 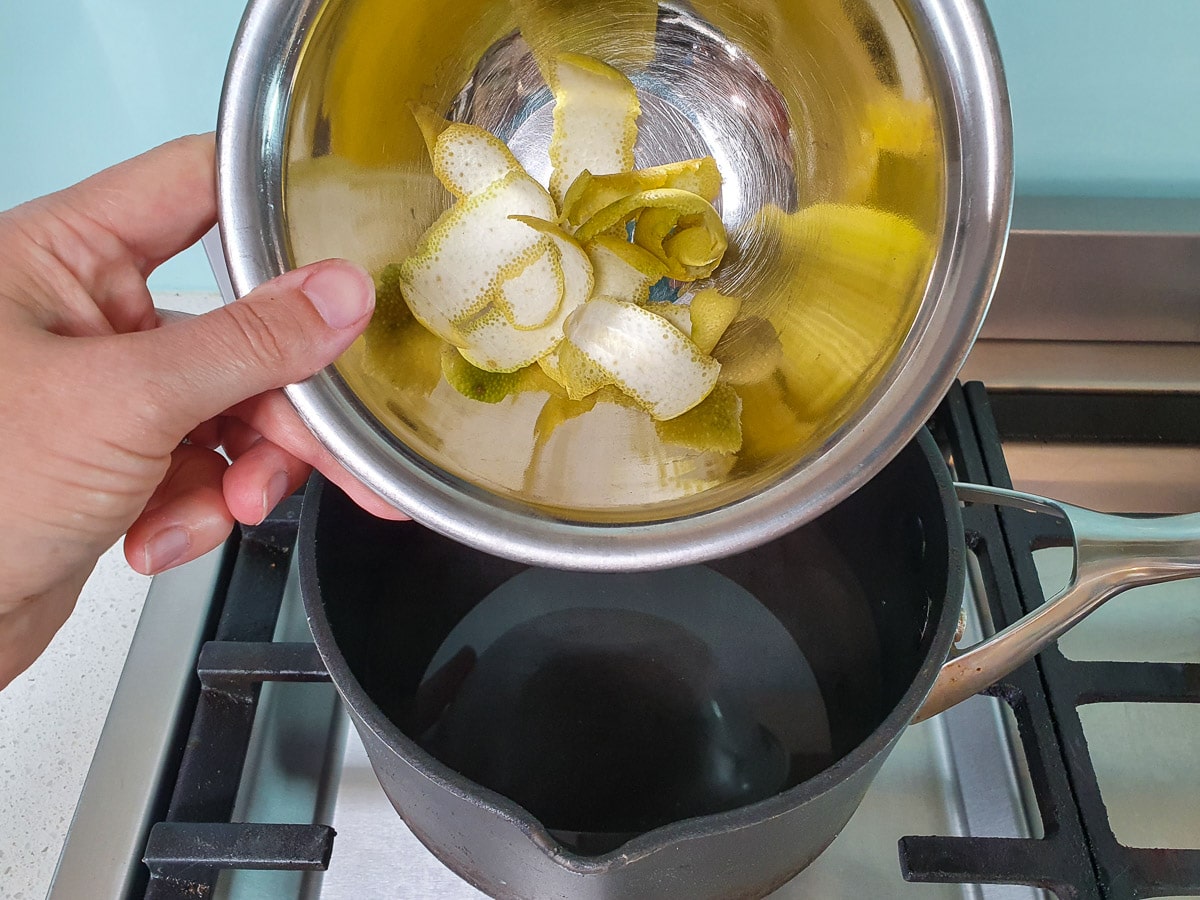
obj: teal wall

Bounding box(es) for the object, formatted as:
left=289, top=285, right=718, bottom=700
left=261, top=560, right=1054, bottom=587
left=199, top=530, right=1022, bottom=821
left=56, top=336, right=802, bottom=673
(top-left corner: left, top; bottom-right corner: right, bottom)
left=1, top=2, right=1197, bottom=291
left=0, top=2, right=246, bottom=292
left=986, top=0, right=1200, bottom=198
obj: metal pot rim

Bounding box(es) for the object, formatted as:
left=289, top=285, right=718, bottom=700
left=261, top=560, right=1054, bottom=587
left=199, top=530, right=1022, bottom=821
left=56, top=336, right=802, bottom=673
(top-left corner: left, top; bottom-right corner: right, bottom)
left=296, top=427, right=967, bottom=868
left=218, top=0, right=1013, bottom=571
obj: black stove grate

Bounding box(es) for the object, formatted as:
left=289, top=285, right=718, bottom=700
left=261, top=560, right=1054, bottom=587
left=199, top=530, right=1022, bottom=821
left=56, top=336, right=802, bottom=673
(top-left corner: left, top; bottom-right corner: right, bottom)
left=901, top=382, right=1200, bottom=900
left=139, top=495, right=335, bottom=900
left=900, top=383, right=1099, bottom=898
left=133, top=383, right=1200, bottom=899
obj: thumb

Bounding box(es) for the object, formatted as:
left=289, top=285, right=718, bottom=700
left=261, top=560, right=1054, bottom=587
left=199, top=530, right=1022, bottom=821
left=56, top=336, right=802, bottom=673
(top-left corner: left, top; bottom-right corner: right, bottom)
left=129, top=259, right=375, bottom=437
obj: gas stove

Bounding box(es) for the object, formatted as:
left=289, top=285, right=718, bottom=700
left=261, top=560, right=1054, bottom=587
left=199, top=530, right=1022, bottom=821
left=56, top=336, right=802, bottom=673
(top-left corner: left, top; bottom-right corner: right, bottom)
left=48, top=208, right=1200, bottom=899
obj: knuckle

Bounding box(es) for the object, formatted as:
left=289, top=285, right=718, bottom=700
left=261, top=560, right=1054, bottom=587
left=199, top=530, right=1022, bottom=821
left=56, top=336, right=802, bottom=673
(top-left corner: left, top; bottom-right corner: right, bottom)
left=223, top=301, right=293, bottom=371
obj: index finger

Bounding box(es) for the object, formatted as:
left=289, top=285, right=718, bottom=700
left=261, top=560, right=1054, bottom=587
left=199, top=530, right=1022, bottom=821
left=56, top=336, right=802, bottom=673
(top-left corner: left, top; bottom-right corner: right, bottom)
left=44, top=134, right=217, bottom=277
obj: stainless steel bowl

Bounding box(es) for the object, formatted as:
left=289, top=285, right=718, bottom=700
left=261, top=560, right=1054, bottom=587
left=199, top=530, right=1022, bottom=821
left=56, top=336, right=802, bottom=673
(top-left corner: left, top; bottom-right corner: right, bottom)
left=217, top=0, right=1011, bottom=570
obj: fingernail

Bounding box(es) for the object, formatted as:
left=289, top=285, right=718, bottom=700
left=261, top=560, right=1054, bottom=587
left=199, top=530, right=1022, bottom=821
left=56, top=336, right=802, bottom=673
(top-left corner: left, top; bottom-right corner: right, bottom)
left=262, top=471, right=291, bottom=522
left=301, top=262, right=375, bottom=329
left=143, top=527, right=190, bottom=574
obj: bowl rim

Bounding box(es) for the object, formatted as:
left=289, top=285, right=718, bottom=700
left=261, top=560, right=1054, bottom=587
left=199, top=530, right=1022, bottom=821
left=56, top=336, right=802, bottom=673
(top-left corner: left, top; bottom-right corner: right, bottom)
left=217, top=0, right=1013, bottom=572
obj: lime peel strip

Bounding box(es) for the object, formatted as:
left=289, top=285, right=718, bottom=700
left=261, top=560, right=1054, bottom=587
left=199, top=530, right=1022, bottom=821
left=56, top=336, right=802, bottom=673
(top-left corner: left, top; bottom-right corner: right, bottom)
left=399, top=170, right=555, bottom=343
left=574, top=188, right=728, bottom=281
left=584, top=233, right=666, bottom=306
left=547, top=53, right=640, bottom=207
left=490, top=238, right=565, bottom=331
left=561, top=156, right=722, bottom=227
left=562, top=296, right=720, bottom=420
left=432, top=122, right=525, bottom=198
left=457, top=217, right=593, bottom=373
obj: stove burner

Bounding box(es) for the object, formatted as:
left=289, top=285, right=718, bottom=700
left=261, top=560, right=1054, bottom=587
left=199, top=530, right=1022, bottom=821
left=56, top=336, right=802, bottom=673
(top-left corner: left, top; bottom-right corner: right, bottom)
left=901, top=384, right=1200, bottom=899
left=130, top=384, right=1200, bottom=899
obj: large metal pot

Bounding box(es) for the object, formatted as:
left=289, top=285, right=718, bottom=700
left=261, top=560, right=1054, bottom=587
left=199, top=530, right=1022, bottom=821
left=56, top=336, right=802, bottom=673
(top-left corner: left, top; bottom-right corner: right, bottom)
left=299, top=428, right=1200, bottom=899
left=218, top=0, right=1012, bottom=571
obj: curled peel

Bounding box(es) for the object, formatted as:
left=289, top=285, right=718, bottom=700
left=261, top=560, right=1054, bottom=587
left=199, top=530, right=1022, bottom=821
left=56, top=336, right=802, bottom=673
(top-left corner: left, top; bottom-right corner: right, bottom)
left=644, top=300, right=692, bottom=336
left=641, top=287, right=739, bottom=365
left=561, top=157, right=722, bottom=228
left=631, top=205, right=677, bottom=264
left=399, top=170, right=556, bottom=343
left=490, top=238, right=564, bottom=331
left=584, top=233, right=666, bottom=305
left=687, top=289, right=742, bottom=355
left=397, top=118, right=582, bottom=373
left=457, top=217, right=593, bottom=373
left=433, top=122, right=525, bottom=198
left=411, top=111, right=523, bottom=198
left=574, top=188, right=728, bottom=281
left=562, top=296, right=720, bottom=420
left=663, top=224, right=722, bottom=268
left=550, top=338, right=614, bottom=400
left=394, top=52, right=740, bottom=448
left=456, top=305, right=546, bottom=373
left=547, top=53, right=640, bottom=206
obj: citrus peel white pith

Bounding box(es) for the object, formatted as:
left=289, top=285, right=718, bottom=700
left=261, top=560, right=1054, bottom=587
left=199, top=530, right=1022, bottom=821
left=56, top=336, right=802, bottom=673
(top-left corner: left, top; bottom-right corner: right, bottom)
left=394, top=54, right=734, bottom=426
left=547, top=53, right=641, bottom=206
left=561, top=297, right=721, bottom=421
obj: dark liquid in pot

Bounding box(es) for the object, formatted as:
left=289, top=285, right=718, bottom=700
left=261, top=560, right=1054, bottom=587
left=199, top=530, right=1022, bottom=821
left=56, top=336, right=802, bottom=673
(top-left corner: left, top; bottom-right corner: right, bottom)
left=314, top=440, right=946, bottom=855
left=412, top=573, right=838, bottom=852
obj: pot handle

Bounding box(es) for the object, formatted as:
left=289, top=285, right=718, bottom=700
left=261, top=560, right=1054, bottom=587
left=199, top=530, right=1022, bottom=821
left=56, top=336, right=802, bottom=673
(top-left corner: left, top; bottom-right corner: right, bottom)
left=914, top=483, right=1200, bottom=723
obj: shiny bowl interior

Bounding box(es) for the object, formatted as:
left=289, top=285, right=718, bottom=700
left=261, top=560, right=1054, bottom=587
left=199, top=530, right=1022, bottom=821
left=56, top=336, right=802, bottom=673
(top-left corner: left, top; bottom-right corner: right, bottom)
left=218, top=0, right=1010, bottom=569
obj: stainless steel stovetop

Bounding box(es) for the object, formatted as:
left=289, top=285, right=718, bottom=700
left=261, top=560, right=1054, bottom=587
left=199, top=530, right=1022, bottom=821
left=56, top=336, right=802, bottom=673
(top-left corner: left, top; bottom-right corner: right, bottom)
left=48, top=204, right=1200, bottom=899
left=49, top=504, right=1047, bottom=900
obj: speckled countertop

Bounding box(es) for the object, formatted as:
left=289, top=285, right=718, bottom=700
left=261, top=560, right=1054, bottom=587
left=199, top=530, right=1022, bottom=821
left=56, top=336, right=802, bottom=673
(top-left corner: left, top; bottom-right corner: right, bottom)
left=0, top=292, right=222, bottom=900
left=0, top=545, right=152, bottom=899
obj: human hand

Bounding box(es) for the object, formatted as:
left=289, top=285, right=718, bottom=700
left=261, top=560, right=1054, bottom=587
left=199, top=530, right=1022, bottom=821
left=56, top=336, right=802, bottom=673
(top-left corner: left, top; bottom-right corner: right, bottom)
left=0, top=134, right=405, bottom=688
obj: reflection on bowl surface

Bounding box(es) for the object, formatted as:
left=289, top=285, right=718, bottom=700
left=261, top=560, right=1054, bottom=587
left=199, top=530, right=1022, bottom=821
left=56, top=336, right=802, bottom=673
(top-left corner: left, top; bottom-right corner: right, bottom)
left=285, top=0, right=944, bottom=520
